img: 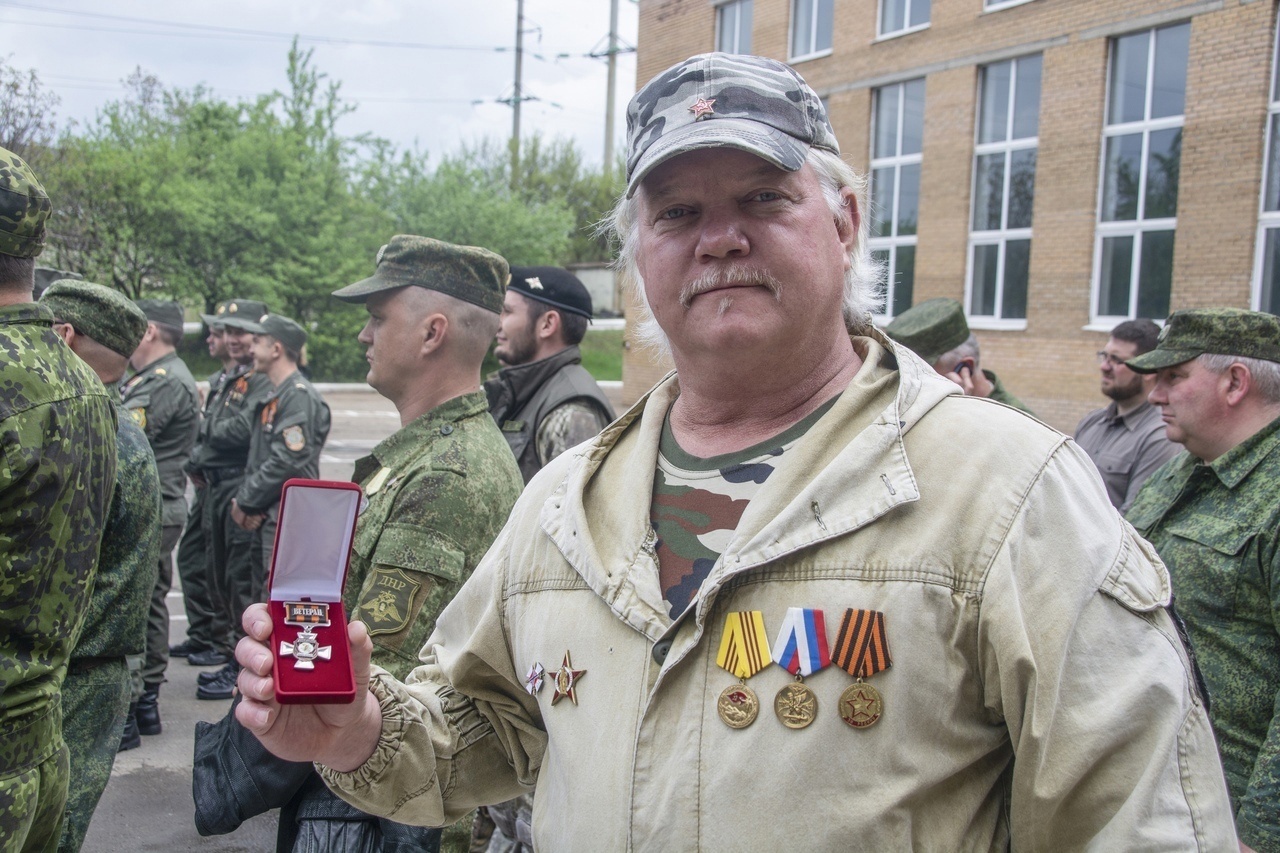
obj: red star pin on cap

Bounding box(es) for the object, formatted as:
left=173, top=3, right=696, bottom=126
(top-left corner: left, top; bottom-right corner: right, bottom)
left=689, top=97, right=716, bottom=120
left=551, top=651, right=586, bottom=706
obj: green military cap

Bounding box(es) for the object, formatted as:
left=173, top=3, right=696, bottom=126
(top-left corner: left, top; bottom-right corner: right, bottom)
left=884, top=298, right=971, bottom=364
left=1127, top=308, right=1280, bottom=373
left=0, top=146, right=52, bottom=259
left=332, top=235, right=509, bottom=314
left=135, top=299, right=186, bottom=332
left=238, top=312, right=307, bottom=352
left=40, top=279, right=149, bottom=358
left=203, top=298, right=269, bottom=330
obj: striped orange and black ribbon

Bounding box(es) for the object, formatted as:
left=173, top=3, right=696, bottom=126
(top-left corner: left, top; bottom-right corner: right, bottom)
left=832, top=609, right=892, bottom=678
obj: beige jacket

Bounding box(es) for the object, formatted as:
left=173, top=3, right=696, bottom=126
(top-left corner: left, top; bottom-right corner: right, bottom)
left=324, top=336, right=1236, bottom=851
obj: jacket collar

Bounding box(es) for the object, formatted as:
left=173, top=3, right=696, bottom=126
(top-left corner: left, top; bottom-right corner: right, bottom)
left=1207, top=413, right=1280, bottom=490
left=538, top=330, right=958, bottom=639
left=488, top=345, right=584, bottom=417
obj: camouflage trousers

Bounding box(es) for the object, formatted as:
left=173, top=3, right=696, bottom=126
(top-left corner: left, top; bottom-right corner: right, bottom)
left=57, top=658, right=130, bottom=853
left=0, top=704, right=71, bottom=853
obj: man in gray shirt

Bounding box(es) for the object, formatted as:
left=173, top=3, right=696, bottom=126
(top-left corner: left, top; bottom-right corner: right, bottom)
left=1074, top=319, right=1180, bottom=512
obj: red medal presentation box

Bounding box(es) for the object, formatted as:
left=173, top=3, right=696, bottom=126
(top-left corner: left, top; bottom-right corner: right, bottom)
left=267, top=478, right=361, bottom=704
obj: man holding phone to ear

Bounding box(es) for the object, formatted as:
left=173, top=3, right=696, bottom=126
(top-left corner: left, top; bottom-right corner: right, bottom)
left=886, top=297, right=1034, bottom=415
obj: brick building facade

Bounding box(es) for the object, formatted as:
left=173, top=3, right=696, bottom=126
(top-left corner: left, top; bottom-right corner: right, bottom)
left=621, top=0, right=1278, bottom=432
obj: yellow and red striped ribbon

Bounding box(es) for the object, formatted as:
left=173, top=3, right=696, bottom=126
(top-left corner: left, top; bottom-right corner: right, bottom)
left=715, top=611, right=772, bottom=679
left=832, top=609, right=892, bottom=678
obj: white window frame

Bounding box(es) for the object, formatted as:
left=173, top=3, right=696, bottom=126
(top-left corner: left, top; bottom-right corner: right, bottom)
left=869, top=80, right=924, bottom=322
left=788, top=0, right=834, bottom=63
left=716, top=0, right=753, bottom=55
left=1089, top=24, right=1187, bottom=329
left=1253, top=20, right=1280, bottom=314
left=982, top=0, right=1038, bottom=12
left=877, top=0, right=929, bottom=41
left=965, top=55, right=1040, bottom=331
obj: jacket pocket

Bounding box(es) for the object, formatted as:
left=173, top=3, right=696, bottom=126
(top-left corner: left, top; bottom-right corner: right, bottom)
left=1161, top=519, right=1254, bottom=623
left=1099, top=534, right=1171, bottom=612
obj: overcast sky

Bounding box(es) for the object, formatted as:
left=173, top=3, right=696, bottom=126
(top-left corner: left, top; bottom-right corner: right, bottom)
left=0, top=0, right=639, bottom=168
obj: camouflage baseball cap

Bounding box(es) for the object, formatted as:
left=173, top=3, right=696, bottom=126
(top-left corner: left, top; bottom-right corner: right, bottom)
left=135, top=299, right=186, bottom=331
left=40, top=279, right=148, bottom=358
left=884, top=298, right=971, bottom=364
left=624, top=52, right=839, bottom=198
left=332, top=235, right=509, bottom=314
left=237, top=313, right=307, bottom=352
left=0, top=146, right=52, bottom=259
left=203, top=298, right=269, bottom=330
left=1126, top=308, right=1280, bottom=373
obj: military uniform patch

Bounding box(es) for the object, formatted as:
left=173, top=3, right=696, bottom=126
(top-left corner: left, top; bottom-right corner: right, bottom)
left=128, top=408, right=146, bottom=429
left=361, top=567, right=421, bottom=637
left=282, top=425, right=306, bottom=451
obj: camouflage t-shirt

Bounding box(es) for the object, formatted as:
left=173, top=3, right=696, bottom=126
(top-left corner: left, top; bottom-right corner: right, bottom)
left=651, top=398, right=838, bottom=619
left=1126, top=414, right=1280, bottom=851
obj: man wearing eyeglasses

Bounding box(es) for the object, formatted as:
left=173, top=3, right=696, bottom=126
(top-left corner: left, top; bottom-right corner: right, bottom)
left=1074, top=319, right=1180, bottom=512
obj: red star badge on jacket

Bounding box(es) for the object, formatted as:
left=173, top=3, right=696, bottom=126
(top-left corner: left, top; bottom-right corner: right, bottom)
left=551, top=651, right=586, bottom=706
left=689, top=97, right=716, bottom=119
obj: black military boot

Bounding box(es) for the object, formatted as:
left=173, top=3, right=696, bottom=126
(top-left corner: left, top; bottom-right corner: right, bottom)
left=119, top=702, right=141, bottom=751
left=196, top=663, right=240, bottom=701
left=136, top=683, right=162, bottom=736
left=198, top=661, right=236, bottom=686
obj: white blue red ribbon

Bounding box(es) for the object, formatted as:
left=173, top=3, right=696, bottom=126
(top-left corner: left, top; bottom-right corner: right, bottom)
left=771, top=607, right=831, bottom=677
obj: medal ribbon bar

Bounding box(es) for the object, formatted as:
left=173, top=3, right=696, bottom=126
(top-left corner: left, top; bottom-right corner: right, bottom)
left=832, top=609, right=892, bottom=678
left=715, top=611, right=771, bottom=679
left=772, top=607, right=831, bottom=677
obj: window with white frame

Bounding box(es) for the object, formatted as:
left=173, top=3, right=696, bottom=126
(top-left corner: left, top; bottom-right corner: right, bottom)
left=984, top=0, right=1036, bottom=10
left=1256, top=23, right=1280, bottom=315
left=1093, top=22, right=1189, bottom=323
left=968, top=54, right=1041, bottom=323
left=717, top=0, right=753, bottom=55
left=869, top=79, right=925, bottom=319
left=790, top=0, right=833, bottom=61
left=880, top=0, right=930, bottom=38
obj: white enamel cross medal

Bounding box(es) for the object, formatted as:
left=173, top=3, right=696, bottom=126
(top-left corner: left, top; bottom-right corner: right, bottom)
left=281, top=602, right=333, bottom=671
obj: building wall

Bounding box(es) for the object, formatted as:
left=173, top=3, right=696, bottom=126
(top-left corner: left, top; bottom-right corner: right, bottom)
left=623, top=0, right=1277, bottom=431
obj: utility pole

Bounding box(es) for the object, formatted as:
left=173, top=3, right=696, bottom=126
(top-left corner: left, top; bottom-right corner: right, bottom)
left=511, top=0, right=524, bottom=189
left=604, top=0, right=619, bottom=177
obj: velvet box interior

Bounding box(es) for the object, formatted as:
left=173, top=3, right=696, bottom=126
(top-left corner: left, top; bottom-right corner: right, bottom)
left=267, top=478, right=362, bottom=704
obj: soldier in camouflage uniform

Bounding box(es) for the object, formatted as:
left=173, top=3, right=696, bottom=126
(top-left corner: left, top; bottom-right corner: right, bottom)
left=885, top=297, right=1034, bottom=414
left=1125, top=308, right=1280, bottom=852
left=39, top=281, right=163, bottom=852
left=201, top=237, right=522, bottom=852
left=120, top=299, right=200, bottom=734
left=0, top=146, right=118, bottom=852
left=218, top=315, right=331, bottom=701
left=174, top=300, right=273, bottom=695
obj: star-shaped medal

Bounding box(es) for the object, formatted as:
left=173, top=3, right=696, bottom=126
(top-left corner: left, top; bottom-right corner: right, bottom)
left=689, top=97, right=716, bottom=120
left=526, top=661, right=545, bottom=696
left=551, top=651, right=586, bottom=706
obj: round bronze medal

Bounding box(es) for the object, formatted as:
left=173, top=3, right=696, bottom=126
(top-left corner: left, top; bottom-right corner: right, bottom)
left=838, top=681, right=883, bottom=729
left=717, top=683, right=760, bottom=729
left=774, top=681, right=818, bottom=729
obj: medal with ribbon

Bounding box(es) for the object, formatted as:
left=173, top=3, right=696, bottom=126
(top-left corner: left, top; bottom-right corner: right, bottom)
left=832, top=609, right=891, bottom=729
left=714, top=611, right=772, bottom=729
left=771, top=607, right=830, bottom=729
left=279, top=602, right=332, bottom=670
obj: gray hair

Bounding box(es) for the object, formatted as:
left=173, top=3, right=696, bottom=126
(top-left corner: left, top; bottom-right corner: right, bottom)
left=1198, top=353, right=1280, bottom=405
left=602, top=147, right=882, bottom=359
left=935, top=334, right=981, bottom=373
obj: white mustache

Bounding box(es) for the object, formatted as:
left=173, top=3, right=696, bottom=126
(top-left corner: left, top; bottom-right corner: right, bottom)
left=679, top=267, right=783, bottom=308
